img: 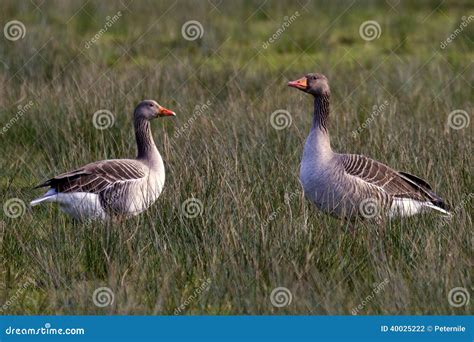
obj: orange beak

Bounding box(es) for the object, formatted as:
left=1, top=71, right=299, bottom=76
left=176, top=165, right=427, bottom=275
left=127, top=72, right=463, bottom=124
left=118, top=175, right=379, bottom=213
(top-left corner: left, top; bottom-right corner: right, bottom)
left=158, top=105, right=176, bottom=117
left=288, top=77, right=307, bottom=90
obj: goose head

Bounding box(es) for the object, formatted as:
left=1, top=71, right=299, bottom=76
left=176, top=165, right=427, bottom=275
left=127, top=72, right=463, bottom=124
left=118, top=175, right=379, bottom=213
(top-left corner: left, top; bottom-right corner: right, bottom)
left=288, top=73, right=330, bottom=97
left=134, top=100, right=176, bottom=120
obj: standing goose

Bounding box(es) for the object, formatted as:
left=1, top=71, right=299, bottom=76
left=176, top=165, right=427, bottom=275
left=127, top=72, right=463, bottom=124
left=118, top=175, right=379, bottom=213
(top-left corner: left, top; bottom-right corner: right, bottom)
left=31, top=100, right=176, bottom=221
left=288, top=73, right=450, bottom=220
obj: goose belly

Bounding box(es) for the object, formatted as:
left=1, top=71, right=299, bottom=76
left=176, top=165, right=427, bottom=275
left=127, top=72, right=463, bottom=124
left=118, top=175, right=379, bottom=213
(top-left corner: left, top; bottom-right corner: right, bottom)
left=56, top=192, right=106, bottom=221
left=117, top=176, right=165, bottom=216
left=300, top=163, right=355, bottom=217
left=122, top=187, right=163, bottom=216
left=301, top=183, right=358, bottom=217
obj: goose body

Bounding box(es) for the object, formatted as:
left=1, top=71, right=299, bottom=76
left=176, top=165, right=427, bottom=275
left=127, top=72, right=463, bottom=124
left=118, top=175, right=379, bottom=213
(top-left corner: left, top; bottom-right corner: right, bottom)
left=31, top=100, right=175, bottom=221
left=289, top=73, right=450, bottom=220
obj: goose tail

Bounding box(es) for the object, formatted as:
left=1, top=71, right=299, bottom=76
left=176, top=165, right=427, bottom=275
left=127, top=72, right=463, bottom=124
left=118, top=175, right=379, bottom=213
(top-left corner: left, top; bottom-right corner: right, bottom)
left=30, top=189, right=57, bottom=206
left=425, top=202, right=452, bottom=217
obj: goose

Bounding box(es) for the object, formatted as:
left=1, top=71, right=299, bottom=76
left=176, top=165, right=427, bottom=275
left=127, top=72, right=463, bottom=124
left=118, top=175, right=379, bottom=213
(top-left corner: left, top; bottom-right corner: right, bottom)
left=288, top=73, right=450, bottom=220
left=30, top=100, right=176, bottom=221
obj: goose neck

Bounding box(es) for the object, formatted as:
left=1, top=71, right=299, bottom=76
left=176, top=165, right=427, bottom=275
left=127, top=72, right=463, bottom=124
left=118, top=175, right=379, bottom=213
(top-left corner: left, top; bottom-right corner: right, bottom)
left=310, top=95, right=332, bottom=154
left=134, top=117, right=160, bottom=163
left=312, top=95, right=330, bottom=132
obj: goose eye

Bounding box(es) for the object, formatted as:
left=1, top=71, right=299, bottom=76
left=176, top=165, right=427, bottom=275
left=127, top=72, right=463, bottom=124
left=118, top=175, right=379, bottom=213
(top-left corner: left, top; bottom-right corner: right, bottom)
left=149, top=104, right=153, bottom=107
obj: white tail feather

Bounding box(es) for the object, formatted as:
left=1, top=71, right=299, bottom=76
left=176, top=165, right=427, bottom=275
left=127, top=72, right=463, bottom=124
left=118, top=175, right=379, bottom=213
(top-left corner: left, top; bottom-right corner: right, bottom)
left=424, top=202, right=452, bottom=217
left=30, top=189, right=57, bottom=206
left=390, top=198, right=452, bottom=218
left=30, top=195, right=56, bottom=206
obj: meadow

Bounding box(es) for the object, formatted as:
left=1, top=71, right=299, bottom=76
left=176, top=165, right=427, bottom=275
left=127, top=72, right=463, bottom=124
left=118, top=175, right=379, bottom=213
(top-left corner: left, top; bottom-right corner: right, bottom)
left=0, top=0, right=472, bottom=315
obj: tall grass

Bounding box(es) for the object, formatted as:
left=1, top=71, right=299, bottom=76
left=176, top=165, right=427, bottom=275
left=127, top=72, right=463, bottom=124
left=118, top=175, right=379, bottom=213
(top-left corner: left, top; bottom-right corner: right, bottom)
left=0, top=0, right=472, bottom=314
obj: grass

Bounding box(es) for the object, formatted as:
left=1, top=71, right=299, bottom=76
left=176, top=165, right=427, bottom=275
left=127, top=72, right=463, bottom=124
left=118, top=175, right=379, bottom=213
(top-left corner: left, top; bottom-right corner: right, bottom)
left=0, top=0, right=472, bottom=315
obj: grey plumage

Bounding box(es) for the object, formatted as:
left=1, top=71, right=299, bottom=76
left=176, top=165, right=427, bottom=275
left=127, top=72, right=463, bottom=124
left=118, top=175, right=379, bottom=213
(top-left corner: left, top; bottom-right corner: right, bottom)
left=289, top=73, right=450, bottom=220
left=31, top=100, right=176, bottom=220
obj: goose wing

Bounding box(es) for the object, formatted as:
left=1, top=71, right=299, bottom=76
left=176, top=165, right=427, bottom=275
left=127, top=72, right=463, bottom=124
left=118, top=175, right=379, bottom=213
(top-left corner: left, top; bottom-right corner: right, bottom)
left=35, top=159, right=146, bottom=194
left=339, top=154, right=447, bottom=208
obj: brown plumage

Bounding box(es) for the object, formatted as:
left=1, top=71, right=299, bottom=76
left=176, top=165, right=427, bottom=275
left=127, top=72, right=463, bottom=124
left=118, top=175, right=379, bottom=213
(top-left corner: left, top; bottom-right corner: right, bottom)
left=35, top=160, right=146, bottom=194
left=340, top=154, right=448, bottom=210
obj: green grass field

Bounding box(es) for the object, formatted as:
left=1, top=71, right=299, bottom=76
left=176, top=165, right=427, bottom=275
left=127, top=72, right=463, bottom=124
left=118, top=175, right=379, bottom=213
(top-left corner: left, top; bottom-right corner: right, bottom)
left=1, top=0, right=472, bottom=315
